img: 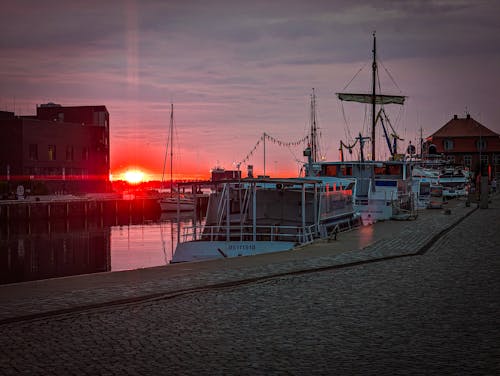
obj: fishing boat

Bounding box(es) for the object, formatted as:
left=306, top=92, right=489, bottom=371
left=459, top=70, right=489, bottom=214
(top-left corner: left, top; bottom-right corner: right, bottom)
left=303, top=33, right=415, bottom=224
left=171, top=177, right=359, bottom=263
left=159, top=104, right=195, bottom=212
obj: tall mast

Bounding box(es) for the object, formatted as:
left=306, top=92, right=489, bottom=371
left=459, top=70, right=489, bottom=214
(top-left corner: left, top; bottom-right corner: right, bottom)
left=310, top=88, right=318, bottom=162
left=170, top=103, right=174, bottom=196
left=336, top=33, right=405, bottom=160
left=371, top=31, right=377, bottom=161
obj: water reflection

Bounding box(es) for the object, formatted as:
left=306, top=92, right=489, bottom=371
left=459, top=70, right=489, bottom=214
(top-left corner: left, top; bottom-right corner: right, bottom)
left=0, top=212, right=202, bottom=285
left=357, top=224, right=375, bottom=249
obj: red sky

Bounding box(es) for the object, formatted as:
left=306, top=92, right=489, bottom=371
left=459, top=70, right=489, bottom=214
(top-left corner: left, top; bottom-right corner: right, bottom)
left=1, top=1, right=500, bottom=181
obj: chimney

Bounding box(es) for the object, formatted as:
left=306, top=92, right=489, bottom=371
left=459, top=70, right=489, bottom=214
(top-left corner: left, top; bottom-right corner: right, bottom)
left=466, top=113, right=471, bottom=119
left=453, top=114, right=458, bottom=120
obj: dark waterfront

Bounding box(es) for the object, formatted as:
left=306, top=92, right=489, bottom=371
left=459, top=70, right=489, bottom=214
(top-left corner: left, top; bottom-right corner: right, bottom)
left=0, top=212, right=202, bottom=285
left=0, top=194, right=499, bottom=375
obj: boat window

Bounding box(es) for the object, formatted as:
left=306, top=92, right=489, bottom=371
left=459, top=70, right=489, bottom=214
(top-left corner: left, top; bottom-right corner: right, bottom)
left=341, top=166, right=352, bottom=176
left=419, top=183, right=431, bottom=196
left=387, top=165, right=402, bottom=177
left=324, top=165, right=338, bottom=176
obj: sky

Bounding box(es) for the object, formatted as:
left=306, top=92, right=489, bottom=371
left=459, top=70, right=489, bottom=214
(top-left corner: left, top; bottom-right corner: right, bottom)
left=1, top=0, right=500, bottom=181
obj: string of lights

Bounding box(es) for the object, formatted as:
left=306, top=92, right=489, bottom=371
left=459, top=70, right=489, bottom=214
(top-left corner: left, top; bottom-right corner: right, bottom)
left=237, top=132, right=309, bottom=166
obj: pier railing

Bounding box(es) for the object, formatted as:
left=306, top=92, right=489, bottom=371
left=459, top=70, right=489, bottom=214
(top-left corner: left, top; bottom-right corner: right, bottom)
left=180, top=224, right=316, bottom=245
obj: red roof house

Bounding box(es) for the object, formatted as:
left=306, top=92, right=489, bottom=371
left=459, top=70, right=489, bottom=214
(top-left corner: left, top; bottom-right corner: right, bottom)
left=424, top=114, right=500, bottom=177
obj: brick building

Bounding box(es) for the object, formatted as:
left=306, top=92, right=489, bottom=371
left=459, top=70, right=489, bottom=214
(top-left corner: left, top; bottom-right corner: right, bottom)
left=0, top=103, right=110, bottom=196
left=424, top=114, right=500, bottom=178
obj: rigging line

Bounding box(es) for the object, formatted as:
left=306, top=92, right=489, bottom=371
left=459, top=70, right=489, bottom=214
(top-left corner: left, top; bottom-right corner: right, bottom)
left=379, top=59, right=403, bottom=94
left=161, top=112, right=172, bottom=186
left=394, top=106, right=404, bottom=133
left=340, top=102, right=353, bottom=142
left=287, top=145, right=303, bottom=164
left=362, top=103, right=368, bottom=138
left=341, top=61, right=369, bottom=91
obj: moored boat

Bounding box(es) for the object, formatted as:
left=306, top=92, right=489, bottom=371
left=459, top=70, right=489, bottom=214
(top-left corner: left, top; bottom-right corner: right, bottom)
left=159, top=196, right=196, bottom=212
left=158, top=103, right=196, bottom=212
left=172, top=177, right=359, bottom=262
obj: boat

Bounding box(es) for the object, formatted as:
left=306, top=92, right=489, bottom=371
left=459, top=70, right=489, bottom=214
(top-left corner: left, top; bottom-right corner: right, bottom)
left=304, top=159, right=414, bottom=224
left=438, top=168, right=470, bottom=198
left=159, top=104, right=195, bottom=212
left=171, top=177, right=359, bottom=263
left=411, top=160, right=470, bottom=202
left=302, top=33, right=414, bottom=224
left=160, top=195, right=196, bottom=212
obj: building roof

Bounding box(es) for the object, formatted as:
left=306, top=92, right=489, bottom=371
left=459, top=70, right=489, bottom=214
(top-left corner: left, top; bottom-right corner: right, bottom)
left=429, top=114, right=499, bottom=139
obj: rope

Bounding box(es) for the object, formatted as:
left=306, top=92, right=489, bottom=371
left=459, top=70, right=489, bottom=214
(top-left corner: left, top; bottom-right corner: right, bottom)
left=341, top=61, right=369, bottom=91
left=379, top=59, right=404, bottom=94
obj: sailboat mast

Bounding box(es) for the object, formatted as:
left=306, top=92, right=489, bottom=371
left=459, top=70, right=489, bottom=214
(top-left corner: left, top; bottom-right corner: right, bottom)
left=371, top=32, right=377, bottom=161
left=170, top=103, right=174, bottom=196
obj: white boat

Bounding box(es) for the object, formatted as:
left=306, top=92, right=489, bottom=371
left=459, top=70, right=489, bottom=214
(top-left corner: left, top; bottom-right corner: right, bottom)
left=304, top=159, right=414, bottom=224
left=172, top=178, right=359, bottom=263
left=412, top=164, right=470, bottom=201
left=159, top=196, right=195, bottom=212
left=438, top=168, right=469, bottom=198
left=159, top=103, right=195, bottom=212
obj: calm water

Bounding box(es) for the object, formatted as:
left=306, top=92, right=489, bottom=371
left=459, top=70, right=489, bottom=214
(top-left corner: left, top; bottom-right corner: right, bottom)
left=0, top=213, right=203, bottom=285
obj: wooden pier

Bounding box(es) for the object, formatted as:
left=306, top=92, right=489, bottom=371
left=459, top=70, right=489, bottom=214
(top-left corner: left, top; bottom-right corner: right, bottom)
left=0, top=197, right=161, bottom=222
left=0, top=194, right=209, bottom=222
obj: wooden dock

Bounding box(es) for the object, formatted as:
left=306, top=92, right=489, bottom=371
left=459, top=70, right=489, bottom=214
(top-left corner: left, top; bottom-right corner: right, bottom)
left=0, top=196, right=161, bottom=222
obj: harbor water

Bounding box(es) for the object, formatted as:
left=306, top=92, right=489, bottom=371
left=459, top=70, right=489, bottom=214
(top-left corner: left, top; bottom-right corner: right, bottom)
left=0, top=212, right=203, bottom=285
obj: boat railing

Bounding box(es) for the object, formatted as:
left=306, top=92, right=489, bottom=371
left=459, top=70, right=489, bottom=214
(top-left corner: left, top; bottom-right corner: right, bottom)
left=180, top=224, right=316, bottom=244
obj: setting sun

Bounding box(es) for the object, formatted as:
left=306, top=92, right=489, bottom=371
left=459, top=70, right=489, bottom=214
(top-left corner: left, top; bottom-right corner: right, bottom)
left=123, top=169, right=145, bottom=184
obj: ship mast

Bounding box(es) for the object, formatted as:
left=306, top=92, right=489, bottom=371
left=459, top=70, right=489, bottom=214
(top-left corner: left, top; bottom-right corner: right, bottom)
left=371, top=32, right=377, bottom=161
left=336, top=32, right=405, bottom=162
left=310, top=88, right=319, bottom=162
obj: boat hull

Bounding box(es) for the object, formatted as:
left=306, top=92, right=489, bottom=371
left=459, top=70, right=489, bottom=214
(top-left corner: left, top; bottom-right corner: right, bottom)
left=159, top=199, right=195, bottom=212
left=172, top=240, right=297, bottom=263
left=354, top=199, right=393, bottom=225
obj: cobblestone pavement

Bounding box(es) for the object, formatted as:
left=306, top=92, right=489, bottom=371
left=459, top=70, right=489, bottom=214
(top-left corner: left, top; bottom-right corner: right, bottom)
left=0, top=199, right=475, bottom=322
left=1, top=197, right=499, bottom=375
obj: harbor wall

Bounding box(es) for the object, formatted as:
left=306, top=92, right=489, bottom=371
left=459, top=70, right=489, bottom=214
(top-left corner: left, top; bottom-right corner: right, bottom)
left=0, top=197, right=161, bottom=222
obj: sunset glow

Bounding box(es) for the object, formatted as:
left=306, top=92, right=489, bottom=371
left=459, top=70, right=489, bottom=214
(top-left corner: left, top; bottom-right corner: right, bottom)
left=123, top=169, right=146, bottom=184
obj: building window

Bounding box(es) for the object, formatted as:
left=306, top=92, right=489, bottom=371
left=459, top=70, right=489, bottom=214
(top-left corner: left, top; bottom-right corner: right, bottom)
left=443, top=139, right=454, bottom=151
left=493, top=154, right=500, bottom=165
left=48, top=145, right=56, bottom=161
left=476, top=139, right=487, bottom=151
left=93, top=111, right=107, bottom=127
left=446, top=155, right=455, bottom=163
left=66, top=146, right=74, bottom=161
left=29, top=144, right=38, bottom=160
left=463, top=155, right=472, bottom=166
left=480, top=155, right=488, bottom=166
left=82, top=147, right=89, bottom=160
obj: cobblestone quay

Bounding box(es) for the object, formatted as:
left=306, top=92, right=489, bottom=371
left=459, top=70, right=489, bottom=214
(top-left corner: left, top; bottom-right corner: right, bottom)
left=1, top=196, right=499, bottom=375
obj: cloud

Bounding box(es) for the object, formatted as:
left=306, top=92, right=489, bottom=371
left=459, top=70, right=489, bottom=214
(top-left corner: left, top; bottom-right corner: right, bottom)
left=1, top=0, right=500, bottom=174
